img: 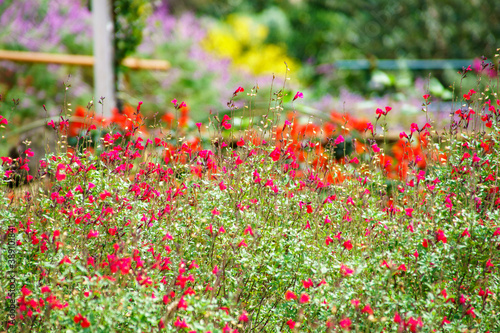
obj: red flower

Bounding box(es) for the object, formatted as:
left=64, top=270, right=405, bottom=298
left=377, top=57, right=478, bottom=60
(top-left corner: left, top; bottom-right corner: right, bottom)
left=177, top=296, right=188, bottom=310
left=436, top=229, right=447, bottom=243
left=219, top=181, right=227, bottom=191
left=239, top=311, right=249, bottom=322
left=302, top=278, right=314, bottom=289
left=174, top=317, right=189, bottom=328
left=74, top=313, right=90, bottom=328
left=339, top=317, right=351, bottom=330
left=287, top=319, right=296, bottom=329
left=285, top=290, right=297, bottom=300
left=486, top=258, right=494, bottom=267
left=343, top=240, right=353, bottom=250
left=299, top=293, right=310, bottom=304
left=361, top=304, right=373, bottom=315
left=59, top=256, right=72, bottom=265
left=340, top=264, right=354, bottom=276
left=234, top=86, right=244, bottom=96
left=269, top=148, right=280, bottom=161
left=243, top=225, right=254, bottom=236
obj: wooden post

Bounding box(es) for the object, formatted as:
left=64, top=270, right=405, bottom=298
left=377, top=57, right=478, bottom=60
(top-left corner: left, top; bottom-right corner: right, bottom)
left=92, top=0, right=115, bottom=119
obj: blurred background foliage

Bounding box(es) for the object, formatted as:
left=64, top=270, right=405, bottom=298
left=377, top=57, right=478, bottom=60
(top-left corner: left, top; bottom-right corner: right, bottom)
left=0, top=0, right=499, bottom=140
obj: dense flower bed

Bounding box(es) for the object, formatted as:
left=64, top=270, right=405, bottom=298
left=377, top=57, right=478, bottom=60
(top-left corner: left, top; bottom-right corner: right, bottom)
left=1, top=76, right=500, bottom=332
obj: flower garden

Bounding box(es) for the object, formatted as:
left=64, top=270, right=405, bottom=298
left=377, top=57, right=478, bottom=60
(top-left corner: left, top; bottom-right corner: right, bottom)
left=2, top=1, right=500, bottom=332
left=1, top=58, right=500, bottom=332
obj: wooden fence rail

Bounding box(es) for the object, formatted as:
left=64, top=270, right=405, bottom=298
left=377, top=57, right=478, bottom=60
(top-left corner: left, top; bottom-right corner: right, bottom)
left=0, top=50, right=170, bottom=71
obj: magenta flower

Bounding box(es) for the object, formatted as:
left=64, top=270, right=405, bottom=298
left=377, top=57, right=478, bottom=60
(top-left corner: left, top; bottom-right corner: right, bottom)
left=334, top=135, right=345, bottom=145
left=302, top=278, right=313, bottom=289
left=285, top=290, right=297, bottom=300
left=339, top=317, right=351, bottom=330
left=174, top=317, right=188, bottom=328
left=293, top=91, right=304, bottom=101
left=299, top=293, right=310, bottom=303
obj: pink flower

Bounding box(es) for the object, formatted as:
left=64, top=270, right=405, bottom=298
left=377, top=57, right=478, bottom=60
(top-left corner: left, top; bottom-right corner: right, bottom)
left=219, top=181, right=227, bottom=191
left=239, top=311, right=249, bottom=322
left=486, top=259, right=494, bottom=267
left=287, top=319, right=296, bottom=329
left=299, top=293, right=310, bottom=303
left=334, top=135, right=345, bottom=145
left=285, top=290, right=297, bottom=300
left=371, top=143, right=380, bottom=153
left=293, top=91, right=304, bottom=101
left=196, top=122, right=202, bottom=130
left=212, top=265, right=219, bottom=275
left=0, top=115, right=8, bottom=125
left=405, top=208, right=413, bottom=217
left=340, top=264, right=353, bottom=276
left=423, top=94, right=430, bottom=100
left=243, top=225, right=254, bottom=236
left=365, top=122, right=374, bottom=134
left=339, top=317, right=351, bottom=330
left=174, top=317, right=188, bottom=328
left=302, top=278, right=314, bottom=289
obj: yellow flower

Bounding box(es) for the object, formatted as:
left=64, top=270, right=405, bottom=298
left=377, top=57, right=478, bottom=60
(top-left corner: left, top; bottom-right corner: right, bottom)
left=202, top=14, right=299, bottom=75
